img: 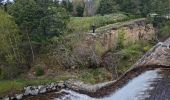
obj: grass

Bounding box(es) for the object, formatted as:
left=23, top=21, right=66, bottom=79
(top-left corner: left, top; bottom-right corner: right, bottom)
left=117, top=41, right=153, bottom=73
left=68, top=13, right=130, bottom=33
left=0, top=77, right=69, bottom=97
left=0, top=67, right=112, bottom=96
left=78, top=68, right=112, bottom=84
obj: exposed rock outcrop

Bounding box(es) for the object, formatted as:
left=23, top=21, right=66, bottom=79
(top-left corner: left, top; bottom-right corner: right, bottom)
left=84, top=18, right=156, bottom=52
left=71, top=18, right=156, bottom=68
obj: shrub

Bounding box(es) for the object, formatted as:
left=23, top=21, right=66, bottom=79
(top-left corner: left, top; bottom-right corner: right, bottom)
left=143, top=46, right=151, bottom=52
left=35, top=67, right=44, bottom=76
left=118, top=29, right=126, bottom=49
left=0, top=66, right=20, bottom=79
left=76, top=4, right=84, bottom=17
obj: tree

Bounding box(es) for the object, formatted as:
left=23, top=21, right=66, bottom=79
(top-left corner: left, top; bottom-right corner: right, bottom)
left=61, top=0, right=73, bottom=13
left=117, top=0, right=141, bottom=15
left=9, top=0, right=38, bottom=62
left=116, top=0, right=170, bottom=16
left=76, top=3, right=84, bottom=17
left=97, top=0, right=119, bottom=15
left=0, top=10, right=23, bottom=79
left=9, top=0, right=70, bottom=62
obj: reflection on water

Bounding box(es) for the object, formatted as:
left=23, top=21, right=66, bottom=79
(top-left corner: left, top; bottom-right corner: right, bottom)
left=54, top=69, right=161, bottom=100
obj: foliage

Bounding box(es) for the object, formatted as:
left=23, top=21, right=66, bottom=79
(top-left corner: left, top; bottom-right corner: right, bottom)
left=78, top=68, right=112, bottom=84
left=158, top=21, right=170, bottom=41
left=61, top=0, right=73, bottom=13
left=76, top=3, right=84, bottom=17
left=35, top=67, right=44, bottom=76
left=97, top=0, right=119, bottom=15
left=152, top=17, right=170, bottom=41
left=9, top=0, right=70, bottom=41
left=118, top=41, right=152, bottom=73
left=8, top=0, right=70, bottom=68
left=116, top=0, right=170, bottom=16
left=0, top=10, right=24, bottom=79
left=118, top=29, right=126, bottom=49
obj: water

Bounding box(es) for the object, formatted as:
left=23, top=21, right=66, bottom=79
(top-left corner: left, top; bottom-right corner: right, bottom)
left=54, top=69, right=161, bottom=100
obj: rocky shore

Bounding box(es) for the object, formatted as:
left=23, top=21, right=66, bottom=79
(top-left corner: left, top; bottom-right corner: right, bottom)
left=2, top=81, right=65, bottom=100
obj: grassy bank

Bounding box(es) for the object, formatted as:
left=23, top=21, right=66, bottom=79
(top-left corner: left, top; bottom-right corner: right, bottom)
left=0, top=67, right=112, bottom=97
left=68, top=13, right=136, bottom=33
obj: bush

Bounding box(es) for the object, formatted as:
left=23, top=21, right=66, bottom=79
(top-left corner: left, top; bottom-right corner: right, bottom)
left=143, top=46, right=151, bottom=52
left=76, top=4, right=84, bottom=17
left=0, top=66, right=20, bottom=79
left=35, top=67, right=44, bottom=76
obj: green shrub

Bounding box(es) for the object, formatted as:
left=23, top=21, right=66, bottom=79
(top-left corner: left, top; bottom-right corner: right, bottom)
left=35, top=67, right=44, bottom=76
left=118, top=29, right=126, bottom=49
left=143, top=46, right=151, bottom=52
left=0, top=66, right=20, bottom=79
left=79, top=68, right=108, bottom=84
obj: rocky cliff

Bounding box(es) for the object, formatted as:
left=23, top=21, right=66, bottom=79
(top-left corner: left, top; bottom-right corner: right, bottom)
left=83, top=18, right=156, bottom=52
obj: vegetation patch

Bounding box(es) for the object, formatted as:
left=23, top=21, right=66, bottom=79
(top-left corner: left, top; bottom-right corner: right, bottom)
left=117, top=41, right=153, bottom=73
left=0, top=77, right=69, bottom=97
left=78, top=68, right=112, bottom=84
left=35, top=67, right=45, bottom=77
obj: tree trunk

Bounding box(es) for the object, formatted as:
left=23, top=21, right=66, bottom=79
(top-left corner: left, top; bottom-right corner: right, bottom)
left=26, top=29, right=35, bottom=62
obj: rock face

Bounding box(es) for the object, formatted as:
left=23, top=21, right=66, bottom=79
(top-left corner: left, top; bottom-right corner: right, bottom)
left=83, top=18, right=156, bottom=52
left=70, top=18, right=156, bottom=68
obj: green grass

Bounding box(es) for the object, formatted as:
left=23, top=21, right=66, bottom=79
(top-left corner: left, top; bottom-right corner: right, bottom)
left=78, top=68, right=112, bottom=84
left=0, top=77, right=69, bottom=97
left=68, top=13, right=130, bottom=33
left=117, top=41, right=153, bottom=73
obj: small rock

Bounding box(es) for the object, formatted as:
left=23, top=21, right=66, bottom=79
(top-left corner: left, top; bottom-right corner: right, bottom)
left=3, top=96, right=10, bottom=100
left=24, top=86, right=31, bottom=96
left=16, top=94, right=23, bottom=100
left=10, top=97, right=15, bottom=100
left=24, top=86, right=39, bottom=96
left=58, top=81, right=65, bottom=88
left=30, top=89, right=39, bottom=96
left=39, top=86, right=47, bottom=94
left=52, top=87, right=56, bottom=90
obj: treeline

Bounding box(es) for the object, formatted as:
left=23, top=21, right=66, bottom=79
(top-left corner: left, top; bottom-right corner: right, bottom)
left=60, top=0, right=170, bottom=17
left=98, top=0, right=170, bottom=16
left=0, top=0, right=70, bottom=79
